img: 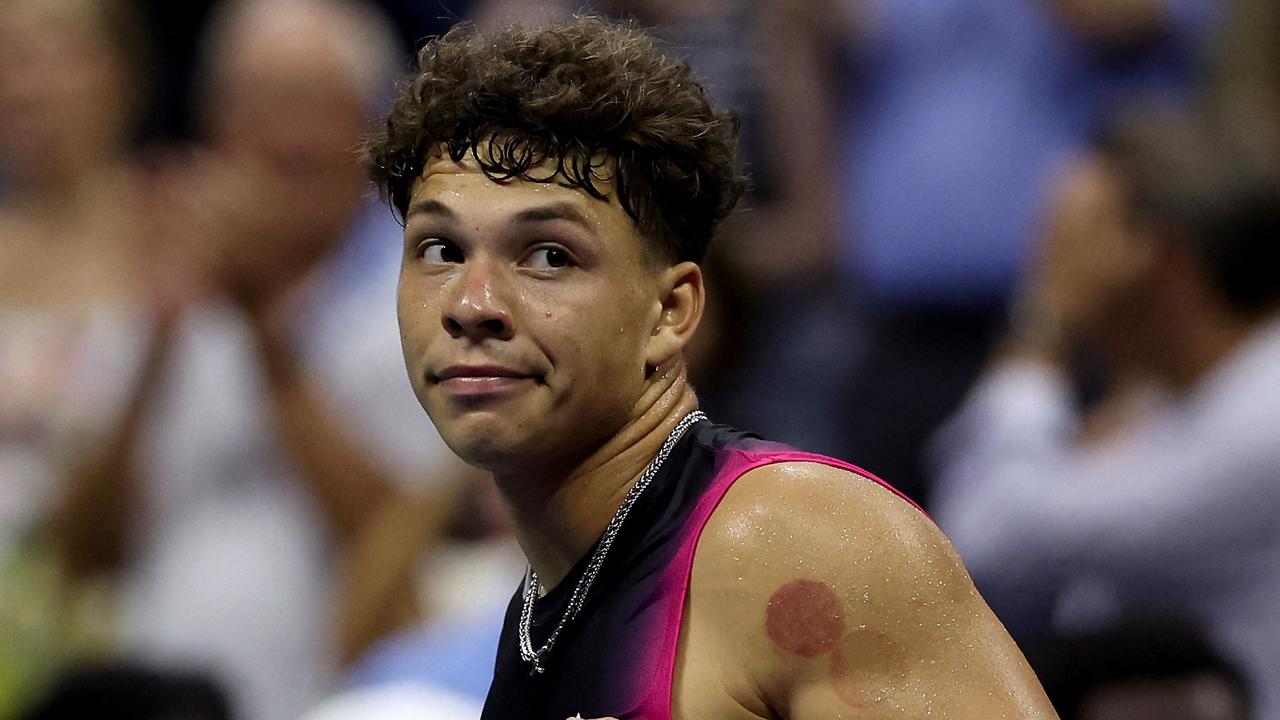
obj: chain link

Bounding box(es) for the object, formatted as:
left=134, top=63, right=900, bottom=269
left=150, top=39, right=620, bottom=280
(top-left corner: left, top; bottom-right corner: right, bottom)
left=518, top=411, right=708, bottom=674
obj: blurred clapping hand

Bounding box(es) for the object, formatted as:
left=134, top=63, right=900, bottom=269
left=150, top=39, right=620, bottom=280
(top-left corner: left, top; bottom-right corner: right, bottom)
left=140, top=146, right=314, bottom=327
left=1016, top=155, right=1157, bottom=355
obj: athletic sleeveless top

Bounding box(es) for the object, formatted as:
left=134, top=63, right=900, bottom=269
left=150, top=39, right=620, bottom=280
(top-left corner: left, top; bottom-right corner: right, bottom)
left=481, top=420, right=918, bottom=720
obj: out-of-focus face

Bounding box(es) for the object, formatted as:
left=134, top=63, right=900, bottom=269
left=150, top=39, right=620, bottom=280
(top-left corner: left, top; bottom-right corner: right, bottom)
left=1041, top=157, right=1161, bottom=362
left=198, top=14, right=371, bottom=281
left=0, top=0, right=132, bottom=182
left=397, top=152, right=671, bottom=473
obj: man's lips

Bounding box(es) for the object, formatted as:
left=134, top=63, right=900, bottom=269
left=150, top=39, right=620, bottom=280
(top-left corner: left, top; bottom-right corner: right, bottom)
left=430, top=364, right=539, bottom=396
left=434, top=364, right=531, bottom=380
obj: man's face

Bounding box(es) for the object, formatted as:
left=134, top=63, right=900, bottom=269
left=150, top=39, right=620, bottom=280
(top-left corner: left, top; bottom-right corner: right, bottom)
left=397, top=152, right=667, bottom=473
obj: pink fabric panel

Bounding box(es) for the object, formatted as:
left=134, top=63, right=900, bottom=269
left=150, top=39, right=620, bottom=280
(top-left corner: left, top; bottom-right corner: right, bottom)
left=631, top=449, right=926, bottom=719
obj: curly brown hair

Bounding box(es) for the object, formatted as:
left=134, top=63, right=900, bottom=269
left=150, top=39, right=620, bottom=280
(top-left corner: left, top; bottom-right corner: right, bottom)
left=364, top=17, right=745, bottom=263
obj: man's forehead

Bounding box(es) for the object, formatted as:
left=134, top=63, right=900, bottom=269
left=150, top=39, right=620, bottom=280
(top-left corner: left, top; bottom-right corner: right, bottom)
left=412, top=146, right=622, bottom=215
left=415, top=158, right=590, bottom=202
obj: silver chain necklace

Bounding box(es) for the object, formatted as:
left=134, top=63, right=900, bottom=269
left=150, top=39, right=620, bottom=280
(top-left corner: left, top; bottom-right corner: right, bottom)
left=518, top=410, right=707, bottom=675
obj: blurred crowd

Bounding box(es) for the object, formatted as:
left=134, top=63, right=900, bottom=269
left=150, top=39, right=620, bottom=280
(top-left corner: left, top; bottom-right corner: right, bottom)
left=0, top=0, right=1276, bottom=719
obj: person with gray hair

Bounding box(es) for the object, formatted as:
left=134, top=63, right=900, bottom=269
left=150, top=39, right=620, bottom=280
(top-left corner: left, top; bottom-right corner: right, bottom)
left=48, top=2, right=470, bottom=719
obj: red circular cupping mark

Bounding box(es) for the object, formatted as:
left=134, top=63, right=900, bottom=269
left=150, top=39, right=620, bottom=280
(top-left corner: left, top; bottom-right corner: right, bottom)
left=765, top=579, right=846, bottom=658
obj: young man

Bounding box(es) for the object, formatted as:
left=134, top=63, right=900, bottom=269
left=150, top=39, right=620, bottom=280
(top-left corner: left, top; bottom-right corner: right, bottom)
left=366, top=18, right=1057, bottom=720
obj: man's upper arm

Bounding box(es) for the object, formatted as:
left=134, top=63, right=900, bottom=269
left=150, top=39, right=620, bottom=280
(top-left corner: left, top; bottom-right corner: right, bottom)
left=694, top=461, right=1058, bottom=720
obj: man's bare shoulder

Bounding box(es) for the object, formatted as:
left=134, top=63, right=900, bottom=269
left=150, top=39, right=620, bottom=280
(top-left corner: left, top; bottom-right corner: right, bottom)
left=684, top=460, right=1057, bottom=719
left=694, top=460, right=972, bottom=633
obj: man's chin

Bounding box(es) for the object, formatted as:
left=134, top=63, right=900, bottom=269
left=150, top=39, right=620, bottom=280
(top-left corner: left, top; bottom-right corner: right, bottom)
left=433, top=416, right=531, bottom=472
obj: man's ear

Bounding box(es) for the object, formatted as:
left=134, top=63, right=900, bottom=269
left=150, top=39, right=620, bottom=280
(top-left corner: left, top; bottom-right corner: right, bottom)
left=645, top=261, right=704, bottom=369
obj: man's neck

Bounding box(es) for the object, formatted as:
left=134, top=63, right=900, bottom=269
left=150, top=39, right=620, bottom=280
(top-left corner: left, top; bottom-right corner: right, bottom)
left=495, top=363, right=700, bottom=591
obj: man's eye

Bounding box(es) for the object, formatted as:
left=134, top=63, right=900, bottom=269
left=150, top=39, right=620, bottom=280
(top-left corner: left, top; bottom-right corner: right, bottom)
left=527, top=246, right=573, bottom=270
left=419, top=240, right=463, bottom=263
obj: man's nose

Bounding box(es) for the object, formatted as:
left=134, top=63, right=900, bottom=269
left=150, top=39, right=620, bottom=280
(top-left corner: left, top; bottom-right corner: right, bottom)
left=442, top=260, right=514, bottom=341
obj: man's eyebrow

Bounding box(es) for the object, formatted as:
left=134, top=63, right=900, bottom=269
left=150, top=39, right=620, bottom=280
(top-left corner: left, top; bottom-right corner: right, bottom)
left=405, top=198, right=457, bottom=220
left=512, top=202, right=596, bottom=235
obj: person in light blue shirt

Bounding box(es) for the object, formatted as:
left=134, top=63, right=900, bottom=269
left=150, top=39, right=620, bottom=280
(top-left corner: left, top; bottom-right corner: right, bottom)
left=839, top=0, right=1217, bottom=305
left=345, top=611, right=504, bottom=703
left=752, top=0, right=1220, bottom=507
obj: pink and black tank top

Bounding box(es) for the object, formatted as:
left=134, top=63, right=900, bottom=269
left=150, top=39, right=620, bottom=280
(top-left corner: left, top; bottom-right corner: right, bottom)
left=481, top=420, right=913, bottom=719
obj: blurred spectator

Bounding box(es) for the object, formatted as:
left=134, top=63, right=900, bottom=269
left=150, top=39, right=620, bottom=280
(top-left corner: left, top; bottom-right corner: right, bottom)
left=0, top=0, right=156, bottom=713
left=1042, top=618, right=1252, bottom=720
left=931, top=107, right=1280, bottom=718
left=38, top=1, right=466, bottom=718
left=828, top=0, right=1215, bottom=304
left=721, top=0, right=1221, bottom=507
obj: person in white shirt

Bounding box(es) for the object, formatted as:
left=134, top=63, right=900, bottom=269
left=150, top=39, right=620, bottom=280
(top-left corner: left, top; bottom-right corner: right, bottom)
left=50, top=2, right=468, bottom=719
left=932, top=107, right=1280, bottom=719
